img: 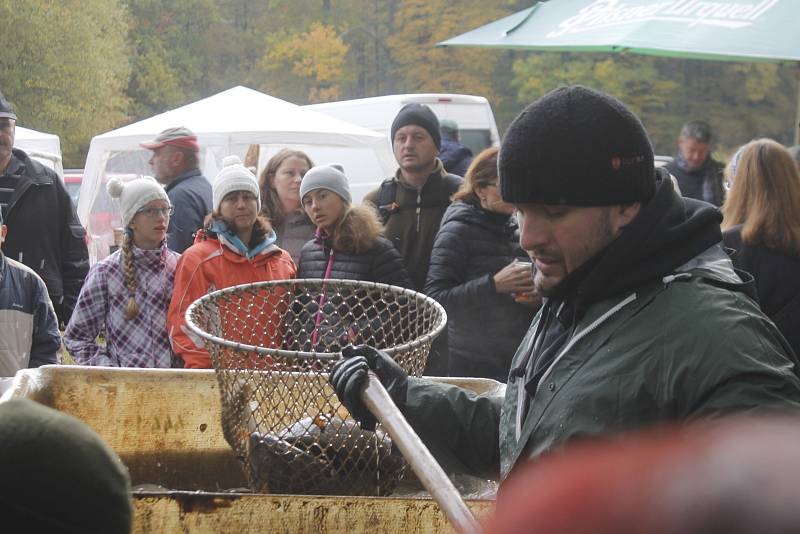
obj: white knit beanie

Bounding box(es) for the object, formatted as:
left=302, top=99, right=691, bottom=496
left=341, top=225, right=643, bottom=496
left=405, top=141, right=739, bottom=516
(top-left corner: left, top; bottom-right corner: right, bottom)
left=107, top=176, right=170, bottom=227
left=213, top=155, right=261, bottom=212
left=299, top=164, right=351, bottom=204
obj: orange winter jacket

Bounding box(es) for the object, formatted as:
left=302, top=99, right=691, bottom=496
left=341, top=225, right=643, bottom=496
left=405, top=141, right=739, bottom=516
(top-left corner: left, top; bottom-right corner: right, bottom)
left=167, top=231, right=297, bottom=368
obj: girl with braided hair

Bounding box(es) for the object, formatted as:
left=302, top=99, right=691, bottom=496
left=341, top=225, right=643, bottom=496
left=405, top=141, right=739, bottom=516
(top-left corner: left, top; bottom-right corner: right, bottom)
left=65, top=176, right=180, bottom=367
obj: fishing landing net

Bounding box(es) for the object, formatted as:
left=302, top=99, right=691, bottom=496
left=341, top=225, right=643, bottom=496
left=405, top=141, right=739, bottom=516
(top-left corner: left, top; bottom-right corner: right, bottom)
left=185, top=279, right=446, bottom=496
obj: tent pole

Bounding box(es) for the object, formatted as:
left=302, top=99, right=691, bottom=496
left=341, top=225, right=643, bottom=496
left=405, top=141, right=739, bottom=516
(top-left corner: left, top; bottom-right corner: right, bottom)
left=795, top=65, right=800, bottom=145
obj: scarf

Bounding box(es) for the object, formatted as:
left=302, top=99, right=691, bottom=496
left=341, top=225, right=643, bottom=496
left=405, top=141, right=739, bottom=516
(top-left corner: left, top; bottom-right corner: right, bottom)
left=210, top=220, right=276, bottom=260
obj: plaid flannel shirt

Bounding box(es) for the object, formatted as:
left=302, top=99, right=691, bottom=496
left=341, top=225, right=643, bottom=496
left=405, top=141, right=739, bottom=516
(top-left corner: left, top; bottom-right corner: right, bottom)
left=65, top=243, right=179, bottom=367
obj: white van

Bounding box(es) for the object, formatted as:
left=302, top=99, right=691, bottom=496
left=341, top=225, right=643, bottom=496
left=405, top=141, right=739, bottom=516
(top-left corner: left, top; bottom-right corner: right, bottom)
left=306, top=94, right=501, bottom=160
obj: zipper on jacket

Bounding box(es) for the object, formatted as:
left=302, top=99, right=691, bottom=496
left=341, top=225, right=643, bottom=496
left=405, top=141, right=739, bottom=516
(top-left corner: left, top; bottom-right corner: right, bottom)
left=415, top=190, right=422, bottom=233
left=515, top=292, right=638, bottom=442
left=6, top=179, right=40, bottom=215
left=662, top=273, right=691, bottom=284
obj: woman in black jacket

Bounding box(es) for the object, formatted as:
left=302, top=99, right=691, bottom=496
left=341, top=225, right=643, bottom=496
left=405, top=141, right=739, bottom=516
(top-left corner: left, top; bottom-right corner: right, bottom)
left=424, top=147, right=539, bottom=381
left=297, top=164, right=410, bottom=287
left=722, top=138, right=800, bottom=356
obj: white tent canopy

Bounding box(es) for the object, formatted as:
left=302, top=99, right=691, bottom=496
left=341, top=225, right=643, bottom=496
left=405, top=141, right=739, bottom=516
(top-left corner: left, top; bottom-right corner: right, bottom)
left=14, top=126, right=63, bottom=176
left=78, top=86, right=395, bottom=262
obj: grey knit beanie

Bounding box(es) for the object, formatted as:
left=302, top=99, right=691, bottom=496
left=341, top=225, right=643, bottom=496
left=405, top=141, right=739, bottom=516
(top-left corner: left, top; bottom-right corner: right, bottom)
left=299, top=164, right=352, bottom=204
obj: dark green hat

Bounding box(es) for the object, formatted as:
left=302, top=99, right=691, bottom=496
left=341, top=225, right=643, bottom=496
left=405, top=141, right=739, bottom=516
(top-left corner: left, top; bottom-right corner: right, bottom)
left=0, top=398, right=132, bottom=533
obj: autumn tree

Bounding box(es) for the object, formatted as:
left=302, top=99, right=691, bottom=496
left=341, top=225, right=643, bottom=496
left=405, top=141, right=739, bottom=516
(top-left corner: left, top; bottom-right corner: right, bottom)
left=510, top=52, right=797, bottom=156
left=125, top=0, right=223, bottom=119
left=386, top=0, right=513, bottom=103
left=511, top=53, right=678, bottom=148
left=254, top=22, right=350, bottom=103
left=0, top=0, right=131, bottom=167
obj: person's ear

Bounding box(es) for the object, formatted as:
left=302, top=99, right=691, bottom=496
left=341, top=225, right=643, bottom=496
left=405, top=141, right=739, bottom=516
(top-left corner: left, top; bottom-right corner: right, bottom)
left=616, top=202, right=641, bottom=228
left=1, top=224, right=6, bottom=244
left=170, top=149, right=184, bottom=168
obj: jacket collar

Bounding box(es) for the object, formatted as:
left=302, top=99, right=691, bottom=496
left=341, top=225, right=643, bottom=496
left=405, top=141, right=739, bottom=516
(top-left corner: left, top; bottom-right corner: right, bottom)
left=442, top=199, right=514, bottom=234
left=549, top=169, right=723, bottom=321
left=164, top=168, right=202, bottom=193
left=393, top=159, right=446, bottom=189
left=195, top=229, right=281, bottom=263
left=9, top=148, right=53, bottom=185
left=126, top=240, right=171, bottom=270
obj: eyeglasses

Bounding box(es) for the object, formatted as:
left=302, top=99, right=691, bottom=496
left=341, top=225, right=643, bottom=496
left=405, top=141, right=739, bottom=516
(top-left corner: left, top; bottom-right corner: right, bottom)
left=137, top=206, right=174, bottom=218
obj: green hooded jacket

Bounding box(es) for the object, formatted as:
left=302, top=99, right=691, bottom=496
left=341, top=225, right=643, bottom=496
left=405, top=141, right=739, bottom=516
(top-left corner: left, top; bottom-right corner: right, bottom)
left=401, top=178, right=800, bottom=481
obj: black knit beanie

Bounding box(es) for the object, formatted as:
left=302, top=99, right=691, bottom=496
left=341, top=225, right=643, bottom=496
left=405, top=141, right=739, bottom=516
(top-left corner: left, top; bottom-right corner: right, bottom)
left=391, top=103, right=442, bottom=150
left=499, top=86, right=655, bottom=206
left=0, top=398, right=132, bottom=533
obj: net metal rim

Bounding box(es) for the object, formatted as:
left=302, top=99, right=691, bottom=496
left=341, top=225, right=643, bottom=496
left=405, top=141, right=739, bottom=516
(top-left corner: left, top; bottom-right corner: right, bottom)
left=184, top=278, right=447, bottom=361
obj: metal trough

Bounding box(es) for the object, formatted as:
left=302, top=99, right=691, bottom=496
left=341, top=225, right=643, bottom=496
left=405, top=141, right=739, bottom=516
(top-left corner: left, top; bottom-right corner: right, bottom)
left=2, top=366, right=499, bottom=533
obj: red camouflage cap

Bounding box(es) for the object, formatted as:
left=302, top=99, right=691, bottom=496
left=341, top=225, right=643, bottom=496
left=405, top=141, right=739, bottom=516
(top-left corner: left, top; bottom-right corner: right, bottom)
left=140, top=126, right=199, bottom=152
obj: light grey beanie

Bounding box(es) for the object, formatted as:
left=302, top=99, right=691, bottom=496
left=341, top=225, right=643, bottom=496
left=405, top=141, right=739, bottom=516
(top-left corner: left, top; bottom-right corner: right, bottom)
left=107, top=175, right=170, bottom=227
left=213, top=155, right=261, bottom=212
left=299, top=164, right=351, bottom=204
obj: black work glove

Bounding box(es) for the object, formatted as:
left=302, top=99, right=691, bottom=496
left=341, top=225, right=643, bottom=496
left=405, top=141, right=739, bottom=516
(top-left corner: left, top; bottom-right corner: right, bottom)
left=330, top=345, right=409, bottom=431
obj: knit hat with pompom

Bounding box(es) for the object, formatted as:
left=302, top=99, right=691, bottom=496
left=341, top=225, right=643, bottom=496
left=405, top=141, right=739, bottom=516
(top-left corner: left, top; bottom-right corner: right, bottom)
left=107, top=175, right=170, bottom=227
left=212, top=155, right=261, bottom=212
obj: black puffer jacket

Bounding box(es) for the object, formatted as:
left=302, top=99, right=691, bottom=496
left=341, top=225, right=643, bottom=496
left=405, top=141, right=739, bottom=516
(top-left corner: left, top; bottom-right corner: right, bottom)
left=424, top=200, right=536, bottom=381
left=294, top=231, right=410, bottom=352
left=297, top=207, right=411, bottom=288
left=298, top=235, right=410, bottom=287
left=723, top=224, right=800, bottom=356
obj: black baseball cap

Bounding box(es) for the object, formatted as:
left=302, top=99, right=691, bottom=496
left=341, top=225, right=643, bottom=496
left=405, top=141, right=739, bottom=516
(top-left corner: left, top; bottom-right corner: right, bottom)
left=0, top=90, right=17, bottom=121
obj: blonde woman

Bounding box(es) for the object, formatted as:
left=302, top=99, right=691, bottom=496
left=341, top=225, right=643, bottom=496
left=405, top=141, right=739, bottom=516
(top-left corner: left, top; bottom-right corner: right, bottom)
left=722, top=138, right=800, bottom=355
left=65, top=177, right=180, bottom=367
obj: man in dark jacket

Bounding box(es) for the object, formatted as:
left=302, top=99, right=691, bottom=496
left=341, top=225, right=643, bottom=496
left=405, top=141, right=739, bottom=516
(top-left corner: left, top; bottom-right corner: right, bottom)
left=438, top=119, right=473, bottom=177
left=364, top=104, right=462, bottom=291
left=331, top=86, right=800, bottom=481
left=141, top=126, right=212, bottom=253
left=0, top=91, right=89, bottom=326
left=664, top=120, right=726, bottom=206
left=363, top=104, right=463, bottom=375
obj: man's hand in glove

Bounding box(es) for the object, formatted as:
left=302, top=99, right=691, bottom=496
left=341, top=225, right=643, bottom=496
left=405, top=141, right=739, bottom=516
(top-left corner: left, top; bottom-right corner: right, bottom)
left=329, top=345, right=409, bottom=430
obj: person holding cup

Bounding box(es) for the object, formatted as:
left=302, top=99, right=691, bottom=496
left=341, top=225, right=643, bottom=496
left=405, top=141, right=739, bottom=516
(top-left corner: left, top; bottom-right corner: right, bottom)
left=425, top=147, right=539, bottom=381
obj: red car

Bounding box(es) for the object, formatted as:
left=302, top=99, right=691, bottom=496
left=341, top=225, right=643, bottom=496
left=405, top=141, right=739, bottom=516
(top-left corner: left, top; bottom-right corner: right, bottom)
left=63, top=169, right=83, bottom=206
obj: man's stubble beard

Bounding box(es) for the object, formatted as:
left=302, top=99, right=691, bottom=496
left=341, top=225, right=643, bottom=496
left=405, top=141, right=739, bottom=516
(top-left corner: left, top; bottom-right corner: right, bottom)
left=534, top=209, right=616, bottom=298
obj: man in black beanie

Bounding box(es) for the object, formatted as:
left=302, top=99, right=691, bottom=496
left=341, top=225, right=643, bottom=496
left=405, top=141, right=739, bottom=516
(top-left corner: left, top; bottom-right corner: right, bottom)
left=364, top=103, right=463, bottom=375
left=330, top=86, right=800, bottom=482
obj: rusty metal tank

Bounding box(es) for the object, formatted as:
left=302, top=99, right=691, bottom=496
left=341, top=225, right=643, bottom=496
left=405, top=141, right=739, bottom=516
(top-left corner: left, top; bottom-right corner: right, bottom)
left=1, top=365, right=499, bottom=533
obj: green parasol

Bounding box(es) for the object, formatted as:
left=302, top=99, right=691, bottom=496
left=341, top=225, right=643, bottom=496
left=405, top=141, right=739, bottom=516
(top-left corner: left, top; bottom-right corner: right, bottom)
left=440, top=0, right=800, bottom=141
